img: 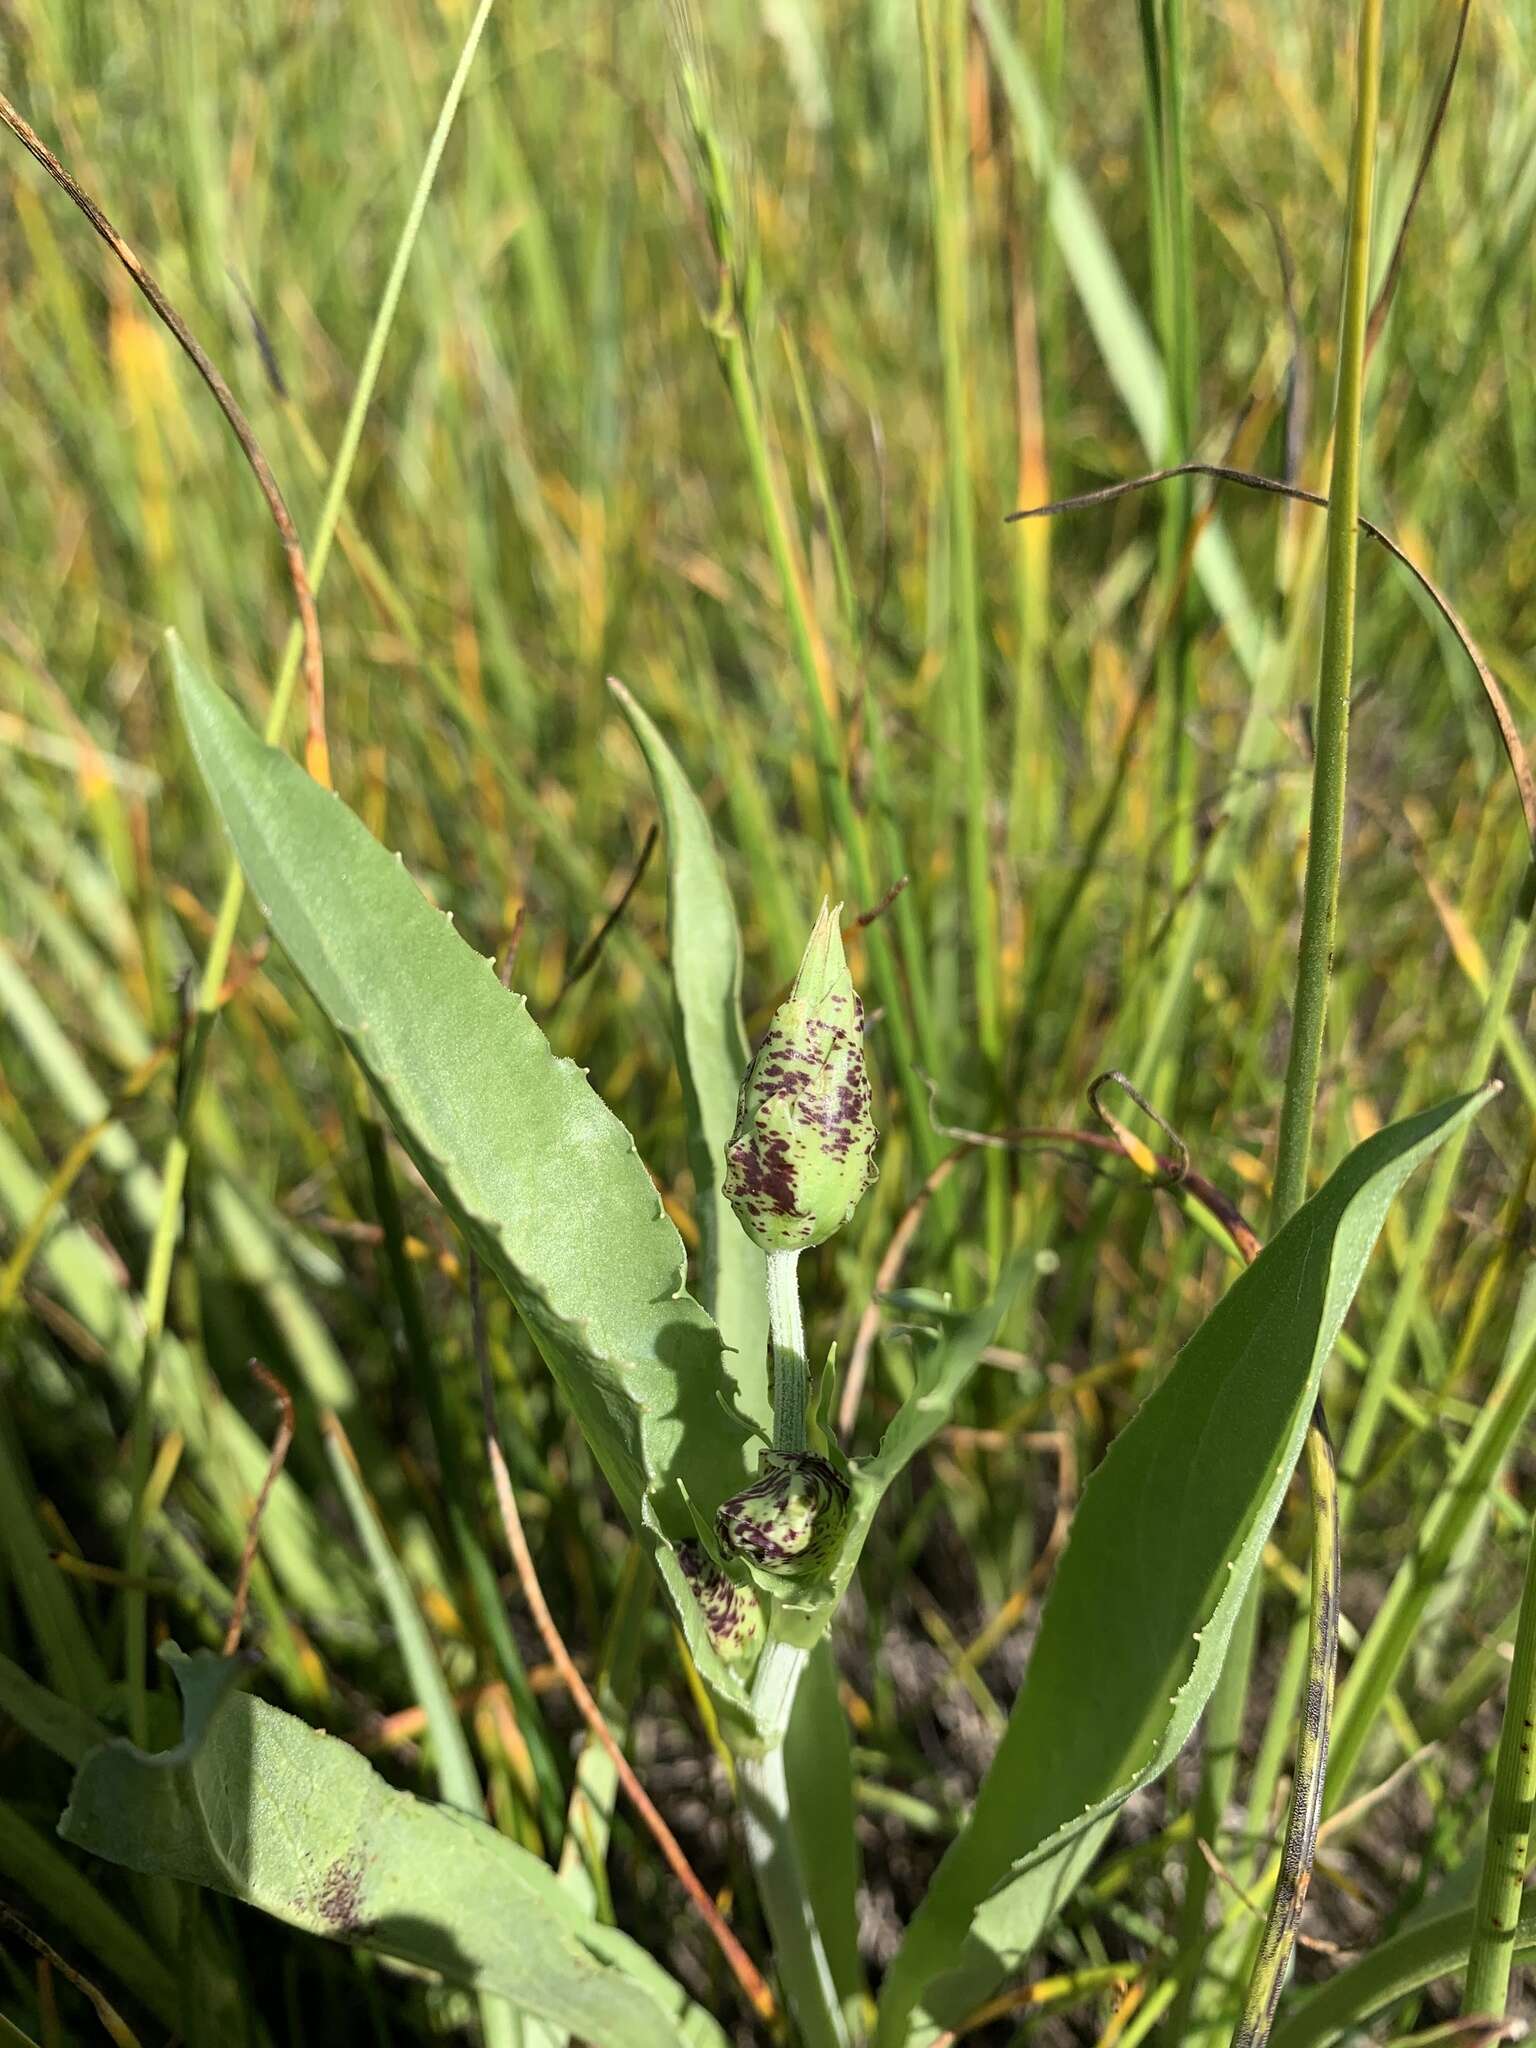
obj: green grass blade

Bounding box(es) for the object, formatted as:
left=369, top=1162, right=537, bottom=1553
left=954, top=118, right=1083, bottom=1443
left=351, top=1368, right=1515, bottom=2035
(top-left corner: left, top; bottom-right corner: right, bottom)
left=1329, top=1257, right=1536, bottom=1801
left=975, top=0, right=1263, bottom=678
left=0, top=1652, right=105, bottom=1765
left=1463, top=1456, right=1536, bottom=2018
left=0, top=1800, right=178, bottom=2030
left=0, top=1402, right=103, bottom=1707
left=1269, top=1897, right=1536, bottom=2048
left=322, top=1419, right=482, bottom=1819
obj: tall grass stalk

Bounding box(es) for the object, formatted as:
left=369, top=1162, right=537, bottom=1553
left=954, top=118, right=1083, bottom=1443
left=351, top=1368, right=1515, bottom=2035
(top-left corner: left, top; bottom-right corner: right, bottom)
left=672, top=40, right=940, bottom=1184
left=122, top=0, right=499, bottom=1739
left=919, top=0, right=1006, bottom=1268
left=1232, top=1, right=1384, bottom=2037
left=715, top=336, right=935, bottom=1166
left=1267, top=0, right=1383, bottom=1237
left=1463, top=1429, right=1536, bottom=2018
left=1136, top=0, right=1199, bottom=981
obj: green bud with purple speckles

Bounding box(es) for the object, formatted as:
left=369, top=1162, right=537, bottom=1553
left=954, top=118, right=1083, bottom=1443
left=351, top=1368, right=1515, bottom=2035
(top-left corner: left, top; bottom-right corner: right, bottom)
left=715, top=1451, right=850, bottom=1581
left=676, top=1541, right=765, bottom=1665
left=723, top=902, right=878, bottom=1253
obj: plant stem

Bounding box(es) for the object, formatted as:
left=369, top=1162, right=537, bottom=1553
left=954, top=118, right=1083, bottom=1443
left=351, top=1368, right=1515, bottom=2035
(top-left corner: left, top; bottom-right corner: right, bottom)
left=1233, top=1413, right=1341, bottom=2048
left=1268, top=0, right=1383, bottom=1237
left=768, top=1249, right=809, bottom=1453
left=744, top=1262, right=850, bottom=2044
left=740, top=1639, right=849, bottom=2048
left=121, top=0, right=499, bottom=1739
left=1464, top=1481, right=1536, bottom=2018
left=921, top=0, right=1007, bottom=1273
left=1232, top=6, right=1382, bottom=2038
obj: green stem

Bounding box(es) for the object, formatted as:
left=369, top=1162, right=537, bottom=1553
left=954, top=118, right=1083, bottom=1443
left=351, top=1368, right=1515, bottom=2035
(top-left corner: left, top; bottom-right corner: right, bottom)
left=1228, top=9, right=1381, bottom=2039
left=1464, top=1483, right=1536, bottom=2018
left=122, top=0, right=499, bottom=1739
left=1268, top=0, right=1382, bottom=1237
left=740, top=1640, right=849, bottom=2048
left=768, top=1249, right=808, bottom=1454
left=921, top=0, right=998, bottom=1063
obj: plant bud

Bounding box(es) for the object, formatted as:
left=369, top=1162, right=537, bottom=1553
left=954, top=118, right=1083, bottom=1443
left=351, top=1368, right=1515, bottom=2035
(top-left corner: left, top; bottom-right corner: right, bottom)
left=676, top=1541, right=764, bottom=1665
left=723, top=902, right=878, bottom=1252
left=715, top=1452, right=851, bottom=1580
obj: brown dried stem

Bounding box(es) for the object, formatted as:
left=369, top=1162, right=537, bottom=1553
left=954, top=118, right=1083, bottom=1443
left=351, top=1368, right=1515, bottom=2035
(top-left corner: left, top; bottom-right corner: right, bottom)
left=468, top=1265, right=777, bottom=2025
left=221, top=1361, right=296, bottom=1657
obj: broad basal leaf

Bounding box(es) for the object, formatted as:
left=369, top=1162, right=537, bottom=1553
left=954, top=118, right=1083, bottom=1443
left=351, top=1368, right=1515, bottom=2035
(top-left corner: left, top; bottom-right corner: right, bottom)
left=879, top=1089, right=1494, bottom=2044
left=609, top=680, right=769, bottom=1425
left=172, top=642, right=751, bottom=1535
left=60, top=1647, right=727, bottom=2048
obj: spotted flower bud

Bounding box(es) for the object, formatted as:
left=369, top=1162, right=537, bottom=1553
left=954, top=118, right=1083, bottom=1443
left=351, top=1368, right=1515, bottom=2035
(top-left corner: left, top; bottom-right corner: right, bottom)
left=715, top=1452, right=851, bottom=1581
left=723, top=902, right=878, bottom=1253
left=676, top=1541, right=764, bottom=1665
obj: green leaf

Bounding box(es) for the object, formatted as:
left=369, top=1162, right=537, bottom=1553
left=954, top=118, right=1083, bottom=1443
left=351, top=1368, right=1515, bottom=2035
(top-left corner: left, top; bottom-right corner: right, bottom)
left=60, top=1647, right=728, bottom=2048
left=171, top=641, right=750, bottom=1536
left=878, top=1089, right=1495, bottom=2045
left=608, top=679, right=769, bottom=1425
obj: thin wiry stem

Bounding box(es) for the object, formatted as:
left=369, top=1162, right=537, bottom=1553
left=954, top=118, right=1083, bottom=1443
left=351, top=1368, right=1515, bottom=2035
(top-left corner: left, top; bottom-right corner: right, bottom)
left=1008, top=462, right=1536, bottom=855
left=469, top=1267, right=777, bottom=2027
left=0, top=92, right=329, bottom=785
left=1363, top=0, right=1472, bottom=358
left=220, top=1363, right=294, bottom=1658
left=1234, top=1414, right=1341, bottom=2046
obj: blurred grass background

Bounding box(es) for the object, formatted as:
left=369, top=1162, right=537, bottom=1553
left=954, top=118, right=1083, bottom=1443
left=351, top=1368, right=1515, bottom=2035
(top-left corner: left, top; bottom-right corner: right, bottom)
left=2, top=0, right=1535, bottom=2040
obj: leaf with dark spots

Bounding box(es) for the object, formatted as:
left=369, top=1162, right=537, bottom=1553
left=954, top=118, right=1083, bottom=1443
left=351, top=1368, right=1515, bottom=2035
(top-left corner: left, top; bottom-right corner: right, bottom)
left=61, top=1646, right=729, bottom=2048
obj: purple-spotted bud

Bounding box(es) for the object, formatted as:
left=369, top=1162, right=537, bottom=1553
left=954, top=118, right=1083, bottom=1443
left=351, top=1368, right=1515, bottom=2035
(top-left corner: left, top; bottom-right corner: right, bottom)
left=715, top=1452, right=851, bottom=1581
left=723, top=903, right=878, bottom=1253
left=676, top=1541, right=765, bottom=1665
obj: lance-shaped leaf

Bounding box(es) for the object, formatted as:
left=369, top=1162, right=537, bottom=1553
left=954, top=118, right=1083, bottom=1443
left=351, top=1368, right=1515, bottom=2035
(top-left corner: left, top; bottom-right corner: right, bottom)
left=61, top=1647, right=727, bottom=2048
left=608, top=680, right=769, bottom=1424
left=879, top=1088, right=1495, bottom=2045
left=172, top=642, right=750, bottom=1535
